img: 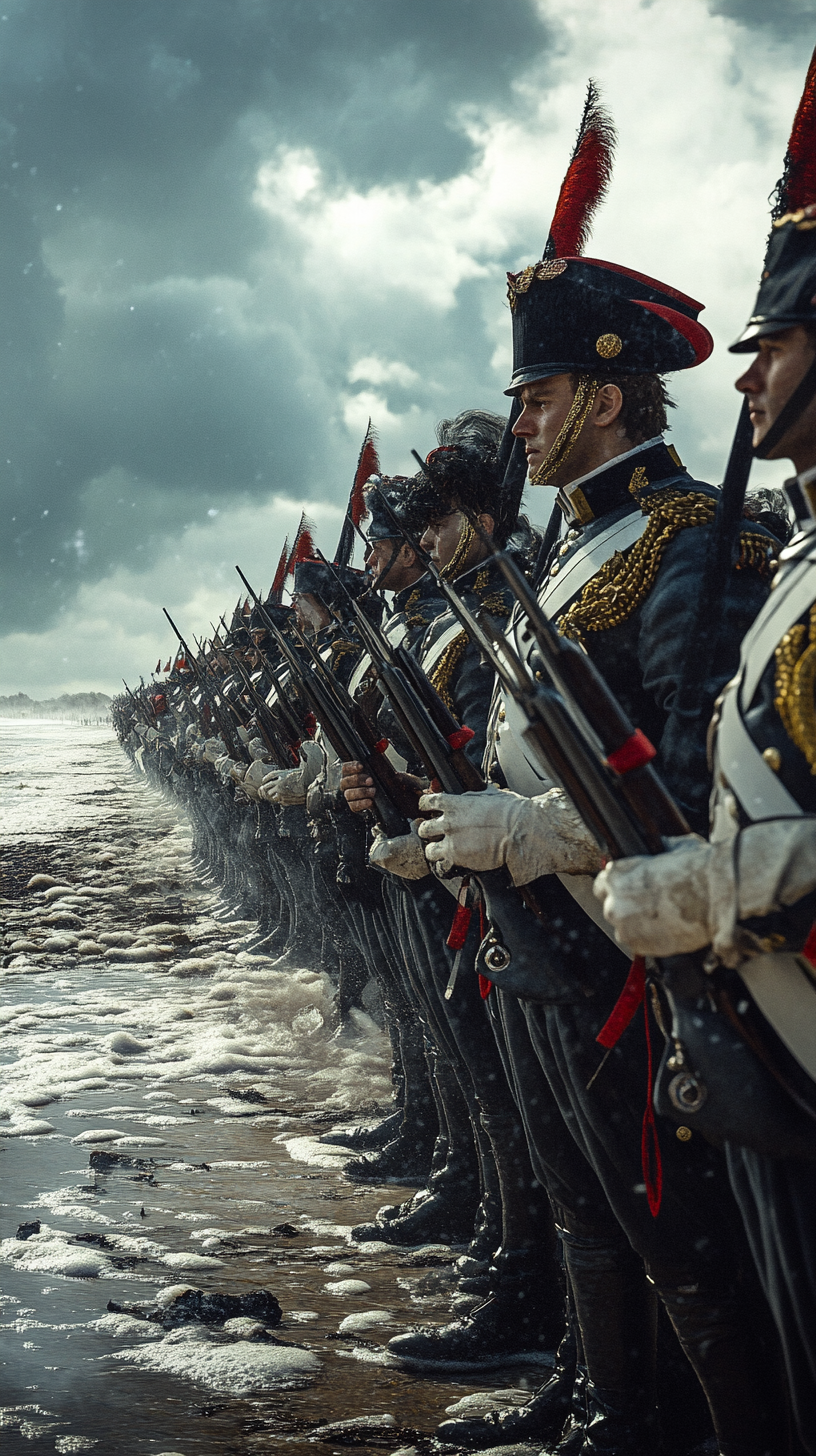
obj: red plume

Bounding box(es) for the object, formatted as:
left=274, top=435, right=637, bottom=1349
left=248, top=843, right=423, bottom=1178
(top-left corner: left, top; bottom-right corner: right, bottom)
left=270, top=537, right=290, bottom=600
left=289, top=512, right=317, bottom=568
left=773, top=46, right=816, bottom=219
left=294, top=527, right=315, bottom=562
left=544, top=80, right=616, bottom=259
left=352, top=420, right=380, bottom=526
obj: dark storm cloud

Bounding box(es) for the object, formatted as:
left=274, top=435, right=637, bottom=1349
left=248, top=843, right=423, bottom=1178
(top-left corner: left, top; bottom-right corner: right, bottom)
left=1, top=0, right=549, bottom=634
left=707, top=0, right=816, bottom=39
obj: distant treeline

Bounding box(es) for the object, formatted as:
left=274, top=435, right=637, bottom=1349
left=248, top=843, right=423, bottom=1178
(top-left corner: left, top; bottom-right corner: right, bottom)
left=0, top=691, right=112, bottom=720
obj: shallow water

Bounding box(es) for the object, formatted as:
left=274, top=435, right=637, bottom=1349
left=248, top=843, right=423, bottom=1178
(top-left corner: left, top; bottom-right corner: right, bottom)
left=0, top=722, right=548, bottom=1454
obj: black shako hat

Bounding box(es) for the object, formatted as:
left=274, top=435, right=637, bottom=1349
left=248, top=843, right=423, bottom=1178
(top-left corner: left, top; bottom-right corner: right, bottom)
left=730, top=50, right=816, bottom=353
left=363, top=474, right=419, bottom=540
left=292, top=558, right=371, bottom=610
left=505, top=82, right=712, bottom=394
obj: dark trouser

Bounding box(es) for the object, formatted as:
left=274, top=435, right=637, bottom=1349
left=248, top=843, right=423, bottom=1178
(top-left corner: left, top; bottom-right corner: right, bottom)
left=727, top=1145, right=816, bottom=1456
left=506, top=971, right=785, bottom=1455
left=395, top=876, right=558, bottom=1271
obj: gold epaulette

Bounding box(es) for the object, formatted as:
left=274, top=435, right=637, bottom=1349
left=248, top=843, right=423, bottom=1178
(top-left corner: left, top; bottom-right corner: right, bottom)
left=428, top=630, right=469, bottom=715
left=478, top=592, right=511, bottom=619
left=774, top=605, right=816, bottom=774
left=736, top=531, right=780, bottom=577
left=556, top=490, right=717, bottom=643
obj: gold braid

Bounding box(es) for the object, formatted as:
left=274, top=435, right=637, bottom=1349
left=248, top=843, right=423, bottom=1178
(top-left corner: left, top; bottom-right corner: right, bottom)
left=774, top=605, right=816, bottom=774
left=556, top=490, right=717, bottom=643
left=736, top=531, right=779, bottom=578
left=428, top=631, right=469, bottom=714
left=329, top=639, right=359, bottom=674
left=529, top=377, right=600, bottom=486
left=442, top=517, right=476, bottom=581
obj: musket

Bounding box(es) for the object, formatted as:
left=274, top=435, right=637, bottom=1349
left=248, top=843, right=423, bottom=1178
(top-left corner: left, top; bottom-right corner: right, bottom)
left=291, top=617, right=422, bottom=831
left=162, top=607, right=246, bottom=762
left=233, top=566, right=314, bottom=750
left=216, top=619, right=292, bottom=767
left=372, top=484, right=688, bottom=859
left=312, top=546, right=483, bottom=797
left=257, top=603, right=416, bottom=837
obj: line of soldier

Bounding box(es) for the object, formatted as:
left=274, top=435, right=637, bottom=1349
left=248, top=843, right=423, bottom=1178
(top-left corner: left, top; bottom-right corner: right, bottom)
left=110, top=60, right=816, bottom=1456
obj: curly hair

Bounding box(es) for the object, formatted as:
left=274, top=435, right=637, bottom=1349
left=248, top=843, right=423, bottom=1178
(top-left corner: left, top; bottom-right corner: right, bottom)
left=403, top=409, right=514, bottom=541
left=568, top=371, right=675, bottom=442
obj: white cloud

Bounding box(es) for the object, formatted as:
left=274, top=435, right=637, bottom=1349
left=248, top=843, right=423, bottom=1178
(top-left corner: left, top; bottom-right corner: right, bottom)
left=2, top=0, right=806, bottom=692
left=0, top=493, right=345, bottom=699
left=348, top=356, right=420, bottom=388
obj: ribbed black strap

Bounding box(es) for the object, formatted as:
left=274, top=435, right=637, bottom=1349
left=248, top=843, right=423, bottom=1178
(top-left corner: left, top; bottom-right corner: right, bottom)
left=754, top=353, right=816, bottom=459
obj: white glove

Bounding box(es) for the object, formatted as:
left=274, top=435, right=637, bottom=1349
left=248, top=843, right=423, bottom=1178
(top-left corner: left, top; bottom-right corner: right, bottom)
left=259, top=741, right=324, bottom=805
left=239, top=758, right=268, bottom=800
left=203, top=736, right=226, bottom=763
left=593, top=836, right=716, bottom=957
left=417, top=786, right=602, bottom=886
left=369, top=820, right=430, bottom=879
left=594, top=820, right=816, bottom=965
left=248, top=737, right=268, bottom=760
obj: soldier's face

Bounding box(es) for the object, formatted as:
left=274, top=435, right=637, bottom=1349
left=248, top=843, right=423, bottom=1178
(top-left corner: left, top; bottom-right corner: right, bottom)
left=736, top=326, right=816, bottom=471
left=364, top=538, right=422, bottom=591
left=512, top=375, right=576, bottom=476
left=420, top=509, right=495, bottom=573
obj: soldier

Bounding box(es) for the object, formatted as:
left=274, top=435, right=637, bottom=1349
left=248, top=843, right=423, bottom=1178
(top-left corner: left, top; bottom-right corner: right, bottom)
left=318, top=471, right=448, bottom=1171
left=418, top=87, right=784, bottom=1455
left=595, top=51, right=816, bottom=1455
left=342, top=412, right=565, bottom=1363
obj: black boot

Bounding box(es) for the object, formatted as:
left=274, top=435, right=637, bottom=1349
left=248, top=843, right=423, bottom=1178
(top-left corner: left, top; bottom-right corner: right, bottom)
left=560, top=1223, right=658, bottom=1456
left=353, top=1188, right=480, bottom=1247
left=319, top=1110, right=403, bottom=1151
left=387, top=1247, right=564, bottom=1368
left=436, top=1314, right=577, bottom=1445
left=343, top=1130, right=435, bottom=1185
left=655, top=1271, right=786, bottom=1456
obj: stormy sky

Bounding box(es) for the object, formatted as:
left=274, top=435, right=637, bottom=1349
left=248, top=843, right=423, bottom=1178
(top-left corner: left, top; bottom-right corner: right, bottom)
left=1, top=0, right=813, bottom=698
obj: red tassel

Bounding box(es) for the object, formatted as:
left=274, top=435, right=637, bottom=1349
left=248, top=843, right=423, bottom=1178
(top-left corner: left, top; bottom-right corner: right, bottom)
left=596, top=957, right=646, bottom=1050
left=606, top=729, right=656, bottom=776
left=803, top=922, right=816, bottom=967
left=478, top=975, right=493, bottom=1000
left=373, top=738, right=389, bottom=754
left=270, top=537, right=290, bottom=600
left=447, top=880, right=472, bottom=951
left=447, top=725, right=475, bottom=751
left=641, top=992, right=663, bottom=1218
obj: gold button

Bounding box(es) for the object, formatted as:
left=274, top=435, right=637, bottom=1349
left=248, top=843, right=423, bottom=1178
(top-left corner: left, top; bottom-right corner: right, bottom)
left=676, top=1126, right=692, bottom=1142
left=498, top=708, right=506, bottom=722
left=559, top=542, right=570, bottom=556
left=549, top=562, right=560, bottom=577
left=762, top=746, right=782, bottom=772
left=596, top=332, right=622, bottom=359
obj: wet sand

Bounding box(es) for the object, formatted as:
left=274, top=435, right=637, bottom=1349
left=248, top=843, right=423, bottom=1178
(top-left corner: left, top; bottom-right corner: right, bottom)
left=0, top=722, right=549, bottom=1455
